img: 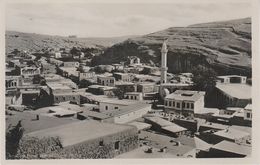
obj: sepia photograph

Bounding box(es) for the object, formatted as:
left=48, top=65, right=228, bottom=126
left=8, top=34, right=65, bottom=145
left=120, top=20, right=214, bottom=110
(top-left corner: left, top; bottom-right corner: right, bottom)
left=1, top=0, right=259, bottom=164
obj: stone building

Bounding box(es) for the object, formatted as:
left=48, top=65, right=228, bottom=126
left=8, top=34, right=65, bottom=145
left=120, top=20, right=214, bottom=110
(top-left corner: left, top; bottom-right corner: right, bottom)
left=18, top=120, right=139, bottom=159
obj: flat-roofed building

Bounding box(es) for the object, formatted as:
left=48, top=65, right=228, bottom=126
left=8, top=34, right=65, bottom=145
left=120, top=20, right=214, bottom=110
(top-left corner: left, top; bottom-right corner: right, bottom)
left=144, top=116, right=187, bottom=137
left=20, top=66, right=41, bottom=77
left=124, top=92, right=143, bottom=101
left=79, top=72, right=95, bottom=81
left=137, top=83, right=158, bottom=99
left=113, top=72, right=133, bottom=82
left=106, top=103, right=151, bottom=124
left=244, top=104, right=252, bottom=121
left=217, top=75, right=247, bottom=84
left=97, top=76, right=115, bottom=87
left=18, top=120, right=138, bottom=159
left=215, top=83, right=251, bottom=108
left=213, top=128, right=251, bottom=144
left=87, top=85, right=116, bottom=96
left=99, top=98, right=141, bottom=112
left=164, top=90, right=205, bottom=117
left=6, top=76, right=22, bottom=92
left=207, top=140, right=251, bottom=158
left=39, top=83, right=80, bottom=105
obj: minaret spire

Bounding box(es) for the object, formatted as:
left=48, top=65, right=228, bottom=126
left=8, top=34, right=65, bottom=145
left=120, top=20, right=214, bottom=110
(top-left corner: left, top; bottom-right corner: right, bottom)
left=161, top=39, right=168, bottom=84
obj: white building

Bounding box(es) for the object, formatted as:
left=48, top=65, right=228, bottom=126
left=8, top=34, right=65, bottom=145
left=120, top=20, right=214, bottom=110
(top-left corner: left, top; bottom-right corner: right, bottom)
left=217, top=75, right=247, bottom=84
left=79, top=72, right=96, bottom=81
left=124, top=92, right=143, bottom=101
left=20, top=66, right=41, bottom=76
left=99, top=99, right=140, bottom=112
left=244, top=104, right=252, bottom=121
left=164, top=90, right=205, bottom=117
left=97, top=76, right=115, bottom=87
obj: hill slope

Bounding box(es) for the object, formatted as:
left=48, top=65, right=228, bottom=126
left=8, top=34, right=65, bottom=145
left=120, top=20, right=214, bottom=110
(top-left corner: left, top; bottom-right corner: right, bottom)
left=92, top=18, right=251, bottom=76
left=5, top=31, right=136, bottom=53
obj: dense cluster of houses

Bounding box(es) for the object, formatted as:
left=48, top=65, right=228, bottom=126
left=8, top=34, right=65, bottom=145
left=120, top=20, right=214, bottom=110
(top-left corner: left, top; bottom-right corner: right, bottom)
left=5, top=42, right=252, bottom=159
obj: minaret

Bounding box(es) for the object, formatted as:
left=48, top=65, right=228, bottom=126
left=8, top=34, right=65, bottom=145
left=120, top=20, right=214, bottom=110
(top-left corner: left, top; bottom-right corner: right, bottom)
left=161, top=39, right=168, bottom=84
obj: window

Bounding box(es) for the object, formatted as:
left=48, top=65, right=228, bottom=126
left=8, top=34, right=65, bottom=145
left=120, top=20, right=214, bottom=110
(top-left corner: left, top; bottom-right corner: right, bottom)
left=187, top=103, right=190, bottom=109
left=176, top=102, right=180, bottom=108
left=191, top=103, right=194, bottom=109
left=63, top=97, right=66, bottom=101
left=99, top=140, right=104, bottom=146
left=165, top=101, right=168, bottom=106
left=115, top=141, right=120, bottom=150
left=247, top=113, right=251, bottom=118
left=135, top=96, right=137, bottom=100
left=173, top=101, right=175, bottom=107
left=73, top=97, right=75, bottom=100
left=131, top=96, right=133, bottom=99
left=169, top=101, right=172, bottom=107
left=115, top=107, right=118, bottom=110
left=105, top=106, right=108, bottom=110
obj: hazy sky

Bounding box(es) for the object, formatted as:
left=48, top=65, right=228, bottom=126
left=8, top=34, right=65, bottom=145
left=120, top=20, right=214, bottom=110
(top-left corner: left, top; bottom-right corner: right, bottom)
left=6, top=2, right=252, bottom=37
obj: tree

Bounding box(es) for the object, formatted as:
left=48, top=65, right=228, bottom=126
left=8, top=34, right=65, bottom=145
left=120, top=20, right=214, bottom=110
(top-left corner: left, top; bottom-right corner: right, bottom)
left=192, top=66, right=217, bottom=107
left=70, top=47, right=81, bottom=59
left=192, top=66, right=217, bottom=92
left=113, top=88, right=125, bottom=100
left=79, top=79, right=93, bottom=88
left=6, top=120, right=24, bottom=159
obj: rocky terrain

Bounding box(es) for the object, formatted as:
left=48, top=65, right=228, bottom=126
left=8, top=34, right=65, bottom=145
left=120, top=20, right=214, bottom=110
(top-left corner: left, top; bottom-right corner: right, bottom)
left=92, top=18, right=251, bottom=76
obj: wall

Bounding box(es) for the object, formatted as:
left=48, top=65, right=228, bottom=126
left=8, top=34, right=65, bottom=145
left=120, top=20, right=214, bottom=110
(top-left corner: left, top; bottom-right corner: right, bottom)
left=114, top=106, right=150, bottom=124
left=99, top=102, right=127, bottom=112
left=97, top=77, right=115, bottom=87
left=53, top=94, right=80, bottom=104
left=17, top=127, right=138, bottom=159
left=63, top=62, right=79, bottom=68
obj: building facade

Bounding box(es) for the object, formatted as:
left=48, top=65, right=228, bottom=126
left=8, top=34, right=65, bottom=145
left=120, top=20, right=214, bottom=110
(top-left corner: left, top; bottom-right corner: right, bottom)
left=164, top=90, right=205, bottom=117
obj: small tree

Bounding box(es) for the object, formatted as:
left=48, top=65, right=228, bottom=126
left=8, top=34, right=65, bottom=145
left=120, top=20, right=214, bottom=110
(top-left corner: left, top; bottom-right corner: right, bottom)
left=6, top=120, right=24, bottom=159
left=192, top=66, right=217, bottom=107
left=113, top=88, right=125, bottom=100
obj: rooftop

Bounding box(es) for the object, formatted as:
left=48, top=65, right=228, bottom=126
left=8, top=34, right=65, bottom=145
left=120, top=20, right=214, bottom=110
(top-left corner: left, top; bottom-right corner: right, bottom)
left=244, top=104, right=252, bottom=110
left=144, top=116, right=173, bottom=127
left=88, top=85, right=116, bottom=90
left=46, top=82, right=72, bottom=90
left=26, top=120, right=136, bottom=147
left=162, top=124, right=187, bottom=133
left=100, top=98, right=142, bottom=106
left=165, top=90, right=205, bottom=101
left=6, top=111, right=78, bottom=134
left=127, top=121, right=152, bottom=131
left=194, top=137, right=212, bottom=151
left=78, top=110, right=111, bottom=119
left=214, top=128, right=250, bottom=140
left=216, top=83, right=251, bottom=99
left=212, top=140, right=251, bottom=156
left=217, top=75, right=246, bottom=78
left=105, top=103, right=151, bottom=117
